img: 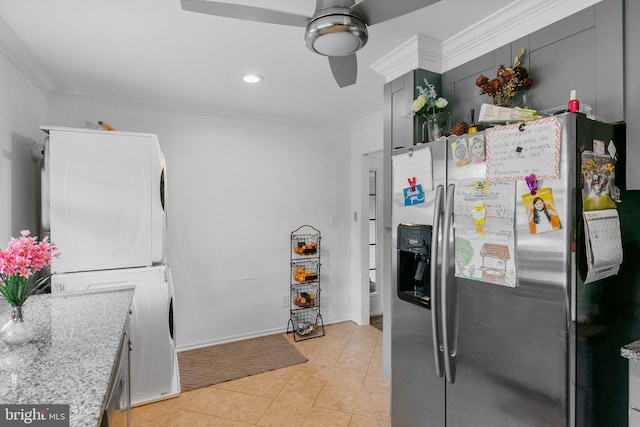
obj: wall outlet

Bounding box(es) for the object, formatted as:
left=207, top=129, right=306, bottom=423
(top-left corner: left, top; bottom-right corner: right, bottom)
left=281, top=295, right=289, bottom=308
left=329, top=213, right=338, bottom=226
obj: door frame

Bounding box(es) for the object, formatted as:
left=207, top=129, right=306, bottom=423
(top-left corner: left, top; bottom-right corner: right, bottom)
left=359, top=151, right=384, bottom=323
left=366, top=153, right=383, bottom=316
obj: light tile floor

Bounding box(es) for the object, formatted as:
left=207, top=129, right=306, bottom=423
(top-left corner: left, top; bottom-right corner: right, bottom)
left=130, top=321, right=391, bottom=427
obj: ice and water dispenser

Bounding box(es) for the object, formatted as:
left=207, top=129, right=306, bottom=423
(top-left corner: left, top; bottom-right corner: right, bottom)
left=397, top=224, right=432, bottom=309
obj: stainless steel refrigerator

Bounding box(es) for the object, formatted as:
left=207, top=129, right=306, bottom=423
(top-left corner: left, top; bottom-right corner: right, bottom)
left=390, top=112, right=636, bottom=426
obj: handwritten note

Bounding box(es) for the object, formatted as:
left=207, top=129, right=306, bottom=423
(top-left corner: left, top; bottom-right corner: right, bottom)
left=485, top=117, right=561, bottom=181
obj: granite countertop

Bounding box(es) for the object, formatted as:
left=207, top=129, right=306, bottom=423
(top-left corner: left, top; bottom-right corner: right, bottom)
left=0, top=287, right=134, bottom=427
left=621, top=339, right=640, bottom=362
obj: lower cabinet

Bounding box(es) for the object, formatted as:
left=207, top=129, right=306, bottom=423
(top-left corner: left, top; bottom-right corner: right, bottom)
left=101, top=315, right=130, bottom=427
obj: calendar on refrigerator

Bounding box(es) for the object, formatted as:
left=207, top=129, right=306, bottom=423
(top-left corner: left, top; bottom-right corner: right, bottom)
left=583, top=209, right=623, bottom=284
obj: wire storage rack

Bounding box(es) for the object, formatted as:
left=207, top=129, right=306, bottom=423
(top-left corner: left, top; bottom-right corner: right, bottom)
left=287, top=225, right=325, bottom=341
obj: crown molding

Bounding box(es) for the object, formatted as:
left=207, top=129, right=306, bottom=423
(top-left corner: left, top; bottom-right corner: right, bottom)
left=49, top=85, right=350, bottom=131
left=371, top=0, right=603, bottom=82
left=441, top=0, right=603, bottom=72
left=349, top=110, right=383, bottom=131
left=0, top=15, right=346, bottom=130
left=370, top=34, right=442, bottom=82
left=0, top=17, right=55, bottom=95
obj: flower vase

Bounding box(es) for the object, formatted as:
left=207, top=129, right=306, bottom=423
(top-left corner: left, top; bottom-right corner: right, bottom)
left=422, top=112, right=451, bottom=142
left=0, top=306, right=36, bottom=346
left=492, top=94, right=515, bottom=108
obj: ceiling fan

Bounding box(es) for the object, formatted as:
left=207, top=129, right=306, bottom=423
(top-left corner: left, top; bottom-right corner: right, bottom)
left=180, top=0, right=440, bottom=88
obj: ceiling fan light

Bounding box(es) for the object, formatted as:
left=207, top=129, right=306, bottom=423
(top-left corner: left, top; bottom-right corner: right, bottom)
left=313, top=32, right=361, bottom=56
left=305, top=12, right=368, bottom=57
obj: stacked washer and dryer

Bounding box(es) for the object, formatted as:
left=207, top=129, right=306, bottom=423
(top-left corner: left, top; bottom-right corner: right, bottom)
left=40, top=125, right=180, bottom=406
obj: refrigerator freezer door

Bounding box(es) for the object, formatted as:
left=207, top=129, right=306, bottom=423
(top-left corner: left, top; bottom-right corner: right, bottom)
left=44, top=127, right=166, bottom=273
left=391, top=141, right=447, bottom=427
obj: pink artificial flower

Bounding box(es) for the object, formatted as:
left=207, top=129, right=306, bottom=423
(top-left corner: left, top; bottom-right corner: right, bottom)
left=0, top=230, right=60, bottom=306
left=0, top=230, right=59, bottom=278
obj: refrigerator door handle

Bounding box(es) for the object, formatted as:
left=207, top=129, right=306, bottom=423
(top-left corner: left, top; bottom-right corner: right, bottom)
left=571, top=248, right=577, bottom=322
left=441, top=183, right=455, bottom=384
left=430, top=184, right=444, bottom=378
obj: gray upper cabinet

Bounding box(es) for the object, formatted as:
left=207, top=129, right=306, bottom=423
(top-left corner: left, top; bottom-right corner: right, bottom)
left=439, top=0, right=632, bottom=187
left=383, top=69, right=442, bottom=150
left=625, top=0, right=640, bottom=189
left=384, top=0, right=635, bottom=190
left=382, top=69, right=441, bottom=228
left=442, top=0, right=623, bottom=126
left=441, top=45, right=512, bottom=127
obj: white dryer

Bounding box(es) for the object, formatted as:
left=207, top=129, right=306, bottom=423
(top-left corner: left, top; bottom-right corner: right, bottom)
left=51, top=265, right=180, bottom=405
left=41, top=126, right=167, bottom=274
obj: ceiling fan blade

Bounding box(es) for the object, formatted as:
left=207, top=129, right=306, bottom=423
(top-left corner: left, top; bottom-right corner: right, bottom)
left=328, top=54, right=357, bottom=88
left=180, top=0, right=310, bottom=27
left=352, top=0, right=441, bottom=26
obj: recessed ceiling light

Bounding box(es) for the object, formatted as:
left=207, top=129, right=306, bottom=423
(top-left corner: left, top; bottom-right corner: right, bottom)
left=243, top=74, right=263, bottom=84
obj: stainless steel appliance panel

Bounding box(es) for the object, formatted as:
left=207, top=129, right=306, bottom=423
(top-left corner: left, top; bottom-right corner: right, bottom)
left=391, top=141, right=447, bottom=427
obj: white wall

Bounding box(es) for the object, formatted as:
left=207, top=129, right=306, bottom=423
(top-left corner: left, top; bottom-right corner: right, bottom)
left=0, top=50, right=47, bottom=246
left=46, top=98, right=353, bottom=349
left=348, top=113, right=389, bottom=379
left=348, top=113, right=384, bottom=325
